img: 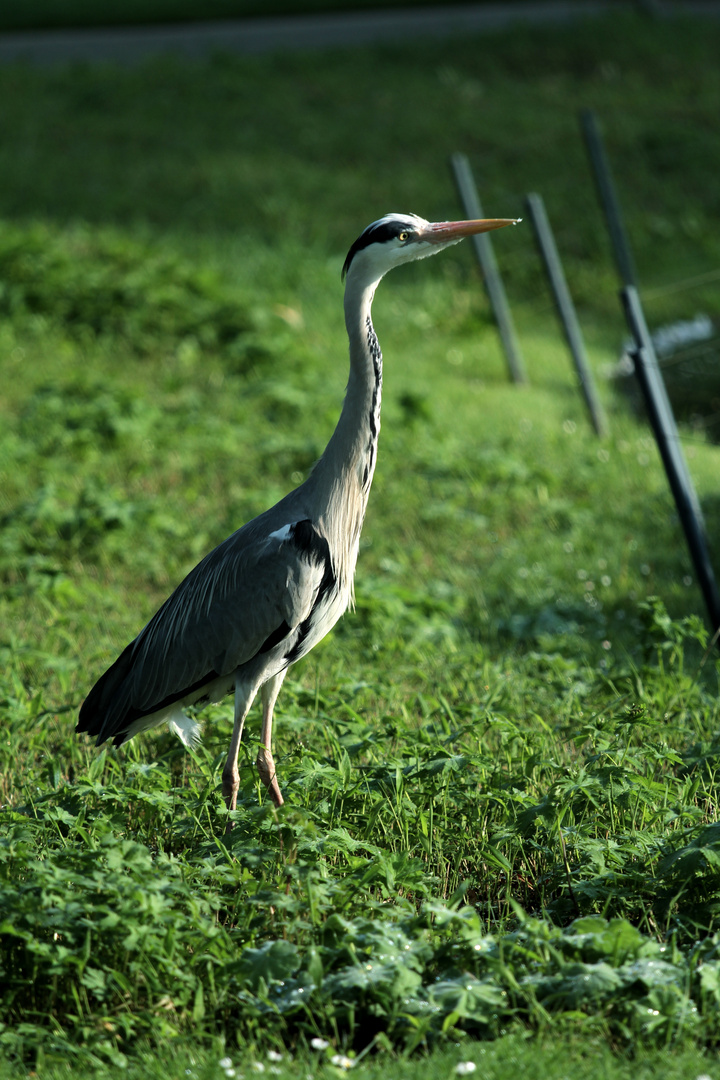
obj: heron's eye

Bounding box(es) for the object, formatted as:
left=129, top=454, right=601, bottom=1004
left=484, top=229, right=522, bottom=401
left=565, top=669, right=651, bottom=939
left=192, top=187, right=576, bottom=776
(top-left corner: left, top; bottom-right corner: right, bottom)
left=398, top=231, right=409, bottom=242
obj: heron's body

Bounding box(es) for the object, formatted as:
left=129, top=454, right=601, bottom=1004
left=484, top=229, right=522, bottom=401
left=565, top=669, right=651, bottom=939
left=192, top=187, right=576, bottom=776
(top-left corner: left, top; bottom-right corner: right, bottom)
left=78, top=211, right=517, bottom=810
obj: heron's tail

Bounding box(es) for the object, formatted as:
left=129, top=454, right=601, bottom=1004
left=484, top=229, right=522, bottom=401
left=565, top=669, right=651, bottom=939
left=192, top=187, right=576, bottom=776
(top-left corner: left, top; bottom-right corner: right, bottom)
left=77, top=640, right=137, bottom=746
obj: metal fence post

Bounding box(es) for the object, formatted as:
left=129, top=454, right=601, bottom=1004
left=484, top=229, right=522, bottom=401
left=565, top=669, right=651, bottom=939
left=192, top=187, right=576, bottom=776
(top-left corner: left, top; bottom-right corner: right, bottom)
left=621, top=284, right=720, bottom=634
left=450, top=152, right=527, bottom=384
left=580, top=109, right=638, bottom=289
left=525, top=191, right=608, bottom=437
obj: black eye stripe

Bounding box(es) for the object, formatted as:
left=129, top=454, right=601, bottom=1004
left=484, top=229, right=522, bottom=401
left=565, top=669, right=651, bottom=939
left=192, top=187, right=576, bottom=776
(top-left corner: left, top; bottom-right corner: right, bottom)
left=342, top=219, right=417, bottom=279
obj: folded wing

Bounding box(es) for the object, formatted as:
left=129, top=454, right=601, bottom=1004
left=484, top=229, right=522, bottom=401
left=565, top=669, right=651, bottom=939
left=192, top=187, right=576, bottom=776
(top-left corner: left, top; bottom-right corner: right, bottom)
left=77, top=517, right=334, bottom=744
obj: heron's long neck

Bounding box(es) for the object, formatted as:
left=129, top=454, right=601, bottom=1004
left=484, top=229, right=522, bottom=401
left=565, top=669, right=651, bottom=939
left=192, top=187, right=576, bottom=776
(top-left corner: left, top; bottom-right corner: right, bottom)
left=342, top=278, right=383, bottom=496
left=309, top=274, right=383, bottom=590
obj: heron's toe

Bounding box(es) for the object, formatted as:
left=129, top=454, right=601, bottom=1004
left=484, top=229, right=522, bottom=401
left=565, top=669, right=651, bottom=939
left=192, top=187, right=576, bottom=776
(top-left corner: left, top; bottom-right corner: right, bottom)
left=256, top=746, right=285, bottom=807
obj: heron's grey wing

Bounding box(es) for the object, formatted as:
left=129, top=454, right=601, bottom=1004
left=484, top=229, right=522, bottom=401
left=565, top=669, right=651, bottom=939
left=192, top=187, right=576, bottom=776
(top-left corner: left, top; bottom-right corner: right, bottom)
left=78, top=517, right=334, bottom=740
left=133, top=518, right=332, bottom=705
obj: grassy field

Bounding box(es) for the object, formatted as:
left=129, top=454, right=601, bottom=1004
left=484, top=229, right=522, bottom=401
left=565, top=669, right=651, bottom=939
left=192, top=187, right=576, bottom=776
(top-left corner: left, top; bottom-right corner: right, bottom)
left=2, top=8, right=720, bottom=1078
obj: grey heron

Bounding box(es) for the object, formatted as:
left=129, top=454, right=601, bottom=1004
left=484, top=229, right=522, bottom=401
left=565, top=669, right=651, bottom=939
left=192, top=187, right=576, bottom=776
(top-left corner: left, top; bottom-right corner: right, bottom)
left=77, top=211, right=518, bottom=812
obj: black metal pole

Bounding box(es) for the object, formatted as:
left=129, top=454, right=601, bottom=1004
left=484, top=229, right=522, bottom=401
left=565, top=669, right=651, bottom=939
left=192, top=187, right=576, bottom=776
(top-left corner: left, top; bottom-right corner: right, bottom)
left=621, top=285, right=720, bottom=634
left=580, top=109, right=638, bottom=289
left=525, top=192, right=608, bottom=438
left=450, top=152, right=527, bottom=385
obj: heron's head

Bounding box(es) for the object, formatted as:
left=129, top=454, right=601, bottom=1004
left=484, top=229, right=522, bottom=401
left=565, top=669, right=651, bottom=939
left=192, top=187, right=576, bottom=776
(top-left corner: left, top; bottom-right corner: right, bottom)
left=342, top=211, right=519, bottom=288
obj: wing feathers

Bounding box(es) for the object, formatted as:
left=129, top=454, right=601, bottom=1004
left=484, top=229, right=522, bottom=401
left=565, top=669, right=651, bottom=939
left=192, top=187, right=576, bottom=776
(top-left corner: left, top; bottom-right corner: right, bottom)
left=77, top=517, right=336, bottom=744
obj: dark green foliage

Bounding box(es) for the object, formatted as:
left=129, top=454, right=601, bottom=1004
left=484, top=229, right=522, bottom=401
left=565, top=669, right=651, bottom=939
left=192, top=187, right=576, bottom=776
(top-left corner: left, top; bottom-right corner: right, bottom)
left=0, top=224, right=253, bottom=359
left=3, top=603, right=720, bottom=1065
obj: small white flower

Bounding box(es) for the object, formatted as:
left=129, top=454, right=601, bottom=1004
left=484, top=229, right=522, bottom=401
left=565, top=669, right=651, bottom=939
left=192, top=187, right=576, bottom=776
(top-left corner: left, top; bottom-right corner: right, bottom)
left=456, top=1065, right=477, bottom=1076
left=330, top=1054, right=355, bottom=1069
left=219, top=1060, right=233, bottom=1071
left=310, top=1038, right=329, bottom=1050
left=252, top=1066, right=266, bottom=1074
left=225, top=1071, right=236, bottom=1079
left=695, top=1075, right=712, bottom=1080
left=267, top=1051, right=283, bottom=1063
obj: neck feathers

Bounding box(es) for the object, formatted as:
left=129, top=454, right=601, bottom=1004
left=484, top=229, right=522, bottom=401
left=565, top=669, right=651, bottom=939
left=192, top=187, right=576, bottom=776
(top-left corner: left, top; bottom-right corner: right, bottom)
left=361, top=312, right=383, bottom=496
left=307, top=275, right=384, bottom=601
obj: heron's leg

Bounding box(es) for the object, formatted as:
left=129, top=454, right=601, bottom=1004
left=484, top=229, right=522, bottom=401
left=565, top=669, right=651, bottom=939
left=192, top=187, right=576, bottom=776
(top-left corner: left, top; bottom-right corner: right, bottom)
left=222, top=680, right=256, bottom=822
left=256, top=670, right=287, bottom=807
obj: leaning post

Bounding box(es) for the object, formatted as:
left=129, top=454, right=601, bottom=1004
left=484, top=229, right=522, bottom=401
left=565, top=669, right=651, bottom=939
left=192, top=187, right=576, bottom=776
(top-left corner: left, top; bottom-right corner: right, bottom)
left=450, top=152, right=527, bottom=385
left=525, top=191, right=608, bottom=437
left=621, top=285, right=720, bottom=635
left=580, top=109, right=638, bottom=289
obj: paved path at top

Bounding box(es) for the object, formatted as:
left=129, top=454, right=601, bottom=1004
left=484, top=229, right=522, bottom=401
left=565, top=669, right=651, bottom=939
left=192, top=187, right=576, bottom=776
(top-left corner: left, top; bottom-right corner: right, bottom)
left=0, top=0, right=710, bottom=66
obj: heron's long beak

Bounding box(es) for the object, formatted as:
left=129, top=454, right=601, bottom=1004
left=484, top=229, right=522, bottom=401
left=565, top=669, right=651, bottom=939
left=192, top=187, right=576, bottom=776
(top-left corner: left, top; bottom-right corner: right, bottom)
left=424, top=218, right=521, bottom=243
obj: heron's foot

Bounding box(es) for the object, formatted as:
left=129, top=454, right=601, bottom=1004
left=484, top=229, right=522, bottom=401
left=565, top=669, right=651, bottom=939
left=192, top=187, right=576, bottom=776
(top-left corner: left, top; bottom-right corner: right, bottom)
left=256, top=746, right=284, bottom=807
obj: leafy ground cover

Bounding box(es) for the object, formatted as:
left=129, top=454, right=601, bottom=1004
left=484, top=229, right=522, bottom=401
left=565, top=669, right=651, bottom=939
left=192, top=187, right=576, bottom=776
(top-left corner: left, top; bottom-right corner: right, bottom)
left=1, top=9, right=720, bottom=1077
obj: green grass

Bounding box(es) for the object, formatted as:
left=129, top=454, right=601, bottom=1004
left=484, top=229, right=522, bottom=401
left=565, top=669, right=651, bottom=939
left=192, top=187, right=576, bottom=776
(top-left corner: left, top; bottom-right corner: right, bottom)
left=2, top=10, right=720, bottom=1078
left=0, top=1031, right=716, bottom=1080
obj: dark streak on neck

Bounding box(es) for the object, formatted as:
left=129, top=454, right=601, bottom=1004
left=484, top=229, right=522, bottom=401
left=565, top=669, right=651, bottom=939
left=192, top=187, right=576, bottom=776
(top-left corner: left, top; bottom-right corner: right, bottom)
left=362, top=314, right=383, bottom=490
